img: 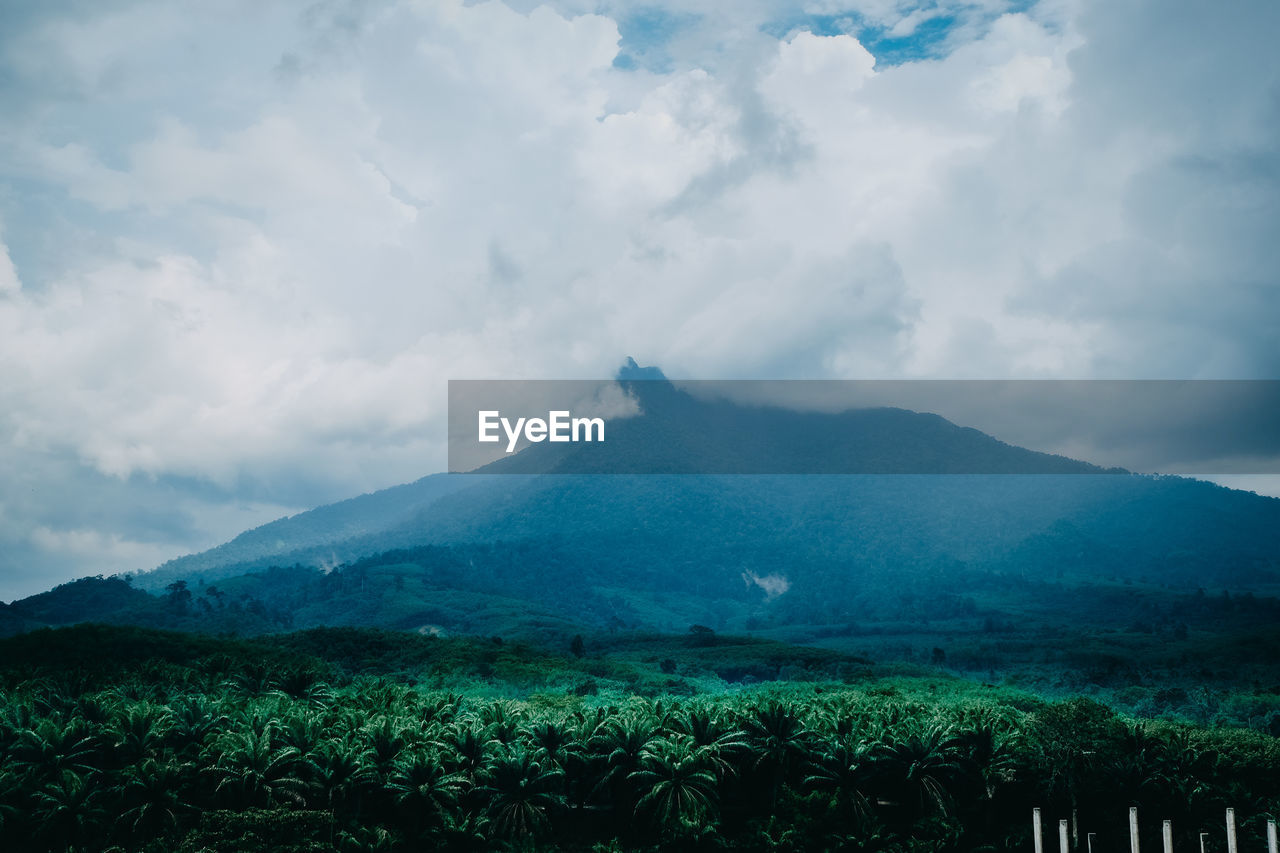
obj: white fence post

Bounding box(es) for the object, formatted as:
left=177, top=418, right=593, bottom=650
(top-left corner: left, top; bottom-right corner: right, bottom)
left=1060, top=820, right=1070, bottom=853
left=1267, top=819, right=1277, bottom=853
left=1226, top=808, right=1238, bottom=853
left=1034, top=808, right=1044, bottom=853
left=1131, top=807, right=1141, bottom=853
left=1163, top=820, right=1173, bottom=853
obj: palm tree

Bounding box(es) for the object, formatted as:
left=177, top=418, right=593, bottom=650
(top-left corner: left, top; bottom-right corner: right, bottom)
left=272, top=666, right=328, bottom=701
left=588, top=713, right=658, bottom=814
left=350, top=677, right=418, bottom=715
left=11, top=717, right=102, bottom=781
left=479, top=700, right=525, bottom=728
left=672, top=707, right=747, bottom=781
left=278, top=712, right=327, bottom=758
left=74, top=693, right=112, bottom=725
left=475, top=750, right=565, bottom=839
left=111, top=703, right=173, bottom=764
left=949, top=719, right=1023, bottom=802
left=437, top=723, right=491, bottom=777
left=230, top=661, right=276, bottom=697
left=388, top=753, right=464, bottom=838
left=417, top=693, right=462, bottom=728
left=312, top=736, right=377, bottom=841
left=237, top=703, right=284, bottom=739
left=31, top=768, right=107, bottom=850
left=805, top=739, right=877, bottom=823
left=169, top=695, right=229, bottom=756
left=361, top=716, right=412, bottom=781
left=116, top=757, right=195, bottom=841
left=525, top=719, right=580, bottom=772
left=873, top=725, right=970, bottom=824
left=207, top=728, right=312, bottom=808
left=742, top=700, right=813, bottom=811
left=0, top=695, right=36, bottom=749
left=629, top=739, right=719, bottom=833
left=485, top=716, right=521, bottom=748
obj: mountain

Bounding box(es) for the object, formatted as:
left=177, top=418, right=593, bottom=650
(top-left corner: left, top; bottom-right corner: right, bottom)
left=142, top=369, right=1131, bottom=591
left=130, top=369, right=1277, bottom=596
left=137, top=471, right=483, bottom=590
left=7, top=365, right=1280, bottom=694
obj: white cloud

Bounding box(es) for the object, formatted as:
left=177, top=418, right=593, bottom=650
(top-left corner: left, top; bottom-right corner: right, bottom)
left=1, top=0, right=1277, bottom=597
left=30, top=525, right=184, bottom=568
left=579, top=69, right=742, bottom=207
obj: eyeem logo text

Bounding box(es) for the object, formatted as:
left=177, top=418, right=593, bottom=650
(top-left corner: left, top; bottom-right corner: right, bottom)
left=478, top=410, right=605, bottom=453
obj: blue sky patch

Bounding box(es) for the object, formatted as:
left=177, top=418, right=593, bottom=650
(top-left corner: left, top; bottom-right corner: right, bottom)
left=762, top=11, right=956, bottom=66
left=612, top=7, right=700, bottom=73
left=761, top=1, right=1038, bottom=67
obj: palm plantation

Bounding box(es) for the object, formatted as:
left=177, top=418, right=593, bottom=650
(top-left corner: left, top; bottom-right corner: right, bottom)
left=2, top=626, right=1279, bottom=851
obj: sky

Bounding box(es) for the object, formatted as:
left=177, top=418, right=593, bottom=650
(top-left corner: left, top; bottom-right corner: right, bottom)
left=1, top=0, right=1278, bottom=600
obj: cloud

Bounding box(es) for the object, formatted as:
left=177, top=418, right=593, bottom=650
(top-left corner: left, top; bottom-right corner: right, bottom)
left=743, top=570, right=791, bottom=599
left=30, top=525, right=184, bottom=568
left=0, top=443, right=304, bottom=600
left=0, top=0, right=1277, bottom=598
left=578, top=69, right=742, bottom=207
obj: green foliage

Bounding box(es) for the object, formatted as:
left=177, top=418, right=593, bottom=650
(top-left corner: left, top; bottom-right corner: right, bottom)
left=1, top=624, right=1278, bottom=851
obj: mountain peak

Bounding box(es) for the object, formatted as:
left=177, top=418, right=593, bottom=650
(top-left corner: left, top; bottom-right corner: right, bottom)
left=616, top=357, right=667, bottom=381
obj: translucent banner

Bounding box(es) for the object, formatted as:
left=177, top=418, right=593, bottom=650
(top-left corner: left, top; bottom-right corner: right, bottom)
left=447, top=379, right=1280, bottom=475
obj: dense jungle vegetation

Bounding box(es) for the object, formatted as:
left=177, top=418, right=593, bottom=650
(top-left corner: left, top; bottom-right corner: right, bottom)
left=1, top=624, right=1278, bottom=852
